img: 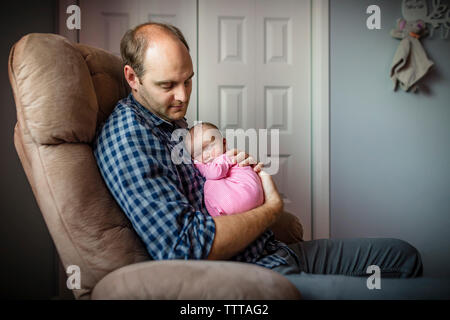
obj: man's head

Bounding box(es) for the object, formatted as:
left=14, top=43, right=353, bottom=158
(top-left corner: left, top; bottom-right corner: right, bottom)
left=121, top=22, right=194, bottom=122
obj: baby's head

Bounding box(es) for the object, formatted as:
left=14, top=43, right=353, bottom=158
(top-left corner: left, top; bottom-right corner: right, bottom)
left=186, top=122, right=226, bottom=163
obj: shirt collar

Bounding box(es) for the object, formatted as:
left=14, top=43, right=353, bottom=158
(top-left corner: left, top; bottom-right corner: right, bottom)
left=128, top=93, right=188, bottom=130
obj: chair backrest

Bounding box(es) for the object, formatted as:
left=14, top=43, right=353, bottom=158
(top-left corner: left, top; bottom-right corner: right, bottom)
left=8, top=33, right=150, bottom=299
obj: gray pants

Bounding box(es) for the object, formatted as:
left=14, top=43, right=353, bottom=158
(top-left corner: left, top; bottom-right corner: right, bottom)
left=272, top=238, right=450, bottom=299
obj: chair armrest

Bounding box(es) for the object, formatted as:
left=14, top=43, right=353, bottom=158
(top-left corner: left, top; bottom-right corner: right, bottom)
left=91, top=260, right=301, bottom=300
left=271, top=211, right=304, bottom=244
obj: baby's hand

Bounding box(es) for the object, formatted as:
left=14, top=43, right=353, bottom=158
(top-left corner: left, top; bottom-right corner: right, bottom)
left=258, top=170, right=283, bottom=215
left=225, top=149, right=264, bottom=173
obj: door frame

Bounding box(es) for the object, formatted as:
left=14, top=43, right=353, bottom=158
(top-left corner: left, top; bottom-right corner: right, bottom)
left=311, top=0, right=330, bottom=239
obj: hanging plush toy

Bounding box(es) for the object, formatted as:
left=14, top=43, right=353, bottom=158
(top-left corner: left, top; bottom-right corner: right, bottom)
left=390, top=0, right=435, bottom=92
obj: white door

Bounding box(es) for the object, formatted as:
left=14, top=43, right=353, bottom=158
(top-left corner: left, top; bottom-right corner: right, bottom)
left=78, top=0, right=198, bottom=126
left=198, top=0, right=312, bottom=240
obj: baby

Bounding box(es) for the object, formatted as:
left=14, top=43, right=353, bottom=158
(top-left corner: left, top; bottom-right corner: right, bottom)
left=185, top=122, right=264, bottom=217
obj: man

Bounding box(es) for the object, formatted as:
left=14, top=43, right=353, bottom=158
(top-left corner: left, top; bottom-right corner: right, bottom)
left=93, top=22, right=431, bottom=299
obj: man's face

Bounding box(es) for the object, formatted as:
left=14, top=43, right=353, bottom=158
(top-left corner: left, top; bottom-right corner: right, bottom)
left=133, top=35, right=194, bottom=122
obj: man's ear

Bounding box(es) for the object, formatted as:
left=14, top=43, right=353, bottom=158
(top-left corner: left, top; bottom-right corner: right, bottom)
left=124, top=65, right=140, bottom=91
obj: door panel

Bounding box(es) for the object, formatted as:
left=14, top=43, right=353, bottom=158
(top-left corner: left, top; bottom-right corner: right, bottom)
left=198, top=0, right=256, bottom=130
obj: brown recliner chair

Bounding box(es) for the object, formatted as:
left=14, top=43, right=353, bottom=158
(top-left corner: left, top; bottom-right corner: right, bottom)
left=8, top=33, right=303, bottom=300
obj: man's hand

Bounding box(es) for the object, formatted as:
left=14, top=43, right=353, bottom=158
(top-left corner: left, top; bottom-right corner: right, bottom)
left=207, top=167, right=284, bottom=260
left=259, top=170, right=284, bottom=220
left=225, top=148, right=282, bottom=220
left=226, top=149, right=264, bottom=173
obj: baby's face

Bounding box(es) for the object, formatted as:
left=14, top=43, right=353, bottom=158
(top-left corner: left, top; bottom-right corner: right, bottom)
left=191, top=127, right=226, bottom=163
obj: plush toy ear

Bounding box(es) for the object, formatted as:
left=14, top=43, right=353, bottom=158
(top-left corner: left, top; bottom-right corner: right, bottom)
left=416, top=20, right=425, bottom=30
left=398, top=18, right=407, bottom=30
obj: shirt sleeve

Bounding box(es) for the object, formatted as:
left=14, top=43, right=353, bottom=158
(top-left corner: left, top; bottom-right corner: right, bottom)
left=93, top=108, right=216, bottom=260
left=194, top=154, right=232, bottom=180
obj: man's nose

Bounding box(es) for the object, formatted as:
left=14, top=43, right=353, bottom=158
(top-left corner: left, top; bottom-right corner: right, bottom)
left=174, top=84, right=188, bottom=103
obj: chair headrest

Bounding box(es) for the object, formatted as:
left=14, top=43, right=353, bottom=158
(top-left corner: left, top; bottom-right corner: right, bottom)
left=8, top=33, right=130, bottom=145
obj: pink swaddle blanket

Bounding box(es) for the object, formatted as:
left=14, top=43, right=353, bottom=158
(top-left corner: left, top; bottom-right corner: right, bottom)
left=194, top=153, right=264, bottom=217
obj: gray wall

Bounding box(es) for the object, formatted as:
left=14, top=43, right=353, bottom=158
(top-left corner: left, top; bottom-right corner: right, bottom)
left=1, top=1, right=58, bottom=299
left=330, top=0, right=450, bottom=277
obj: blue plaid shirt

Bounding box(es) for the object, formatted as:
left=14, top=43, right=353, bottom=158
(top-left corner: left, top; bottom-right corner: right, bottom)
left=93, top=93, right=293, bottom=268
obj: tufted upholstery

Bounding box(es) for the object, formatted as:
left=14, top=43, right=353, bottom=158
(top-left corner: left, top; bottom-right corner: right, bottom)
left=8, top=33, right=302, bottom=300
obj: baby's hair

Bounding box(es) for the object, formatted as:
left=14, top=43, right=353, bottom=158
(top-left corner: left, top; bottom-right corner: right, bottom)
left=186, top=122, right=223, bottom=158
left=189, top=121, right=220, bottom=133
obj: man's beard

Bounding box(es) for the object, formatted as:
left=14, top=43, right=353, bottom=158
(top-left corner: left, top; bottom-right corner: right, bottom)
left=135, top=84, right=188, bottom=122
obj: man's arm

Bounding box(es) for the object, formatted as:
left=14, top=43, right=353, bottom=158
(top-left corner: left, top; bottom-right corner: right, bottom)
left=207, top=172, right=283, bottom=260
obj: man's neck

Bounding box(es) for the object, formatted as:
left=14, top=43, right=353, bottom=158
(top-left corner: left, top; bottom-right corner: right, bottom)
left=131, top=91, right=170, bottom=122
left=131, top=91, right=155, bottom=114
